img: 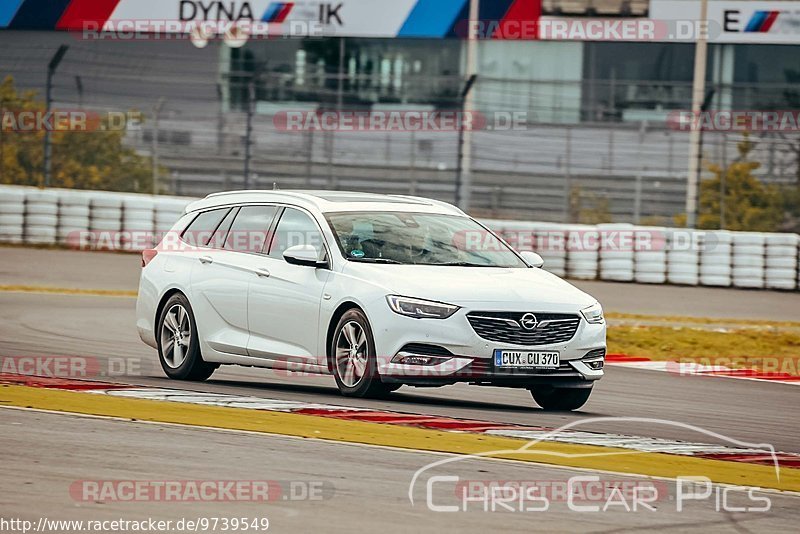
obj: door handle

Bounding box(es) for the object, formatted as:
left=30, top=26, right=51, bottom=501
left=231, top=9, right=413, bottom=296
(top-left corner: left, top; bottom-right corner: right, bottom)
left=254, top=267, right=271, bottom=278
left=199, top=255, right=213, bottom=264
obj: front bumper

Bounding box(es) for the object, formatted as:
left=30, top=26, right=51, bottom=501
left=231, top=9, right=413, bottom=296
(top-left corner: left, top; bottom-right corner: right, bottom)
left=379, top=351, right=604, bottom=388
left=370, top=304, right=606, bottom=388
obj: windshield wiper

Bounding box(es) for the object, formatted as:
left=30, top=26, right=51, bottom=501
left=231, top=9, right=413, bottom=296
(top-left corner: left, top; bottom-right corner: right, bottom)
left=348, top=257, right=403, bottom=264
left=425, top=261, right=490, bottom=267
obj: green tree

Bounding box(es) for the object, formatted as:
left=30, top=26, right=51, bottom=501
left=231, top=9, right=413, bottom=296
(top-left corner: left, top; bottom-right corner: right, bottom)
left=695, top=136, right=784, bottom=231
left=0, top=75, right=153, bottom=192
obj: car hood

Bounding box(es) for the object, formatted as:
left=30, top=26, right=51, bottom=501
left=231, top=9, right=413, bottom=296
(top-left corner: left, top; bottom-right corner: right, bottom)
left=342, top=264, right=598, bottom=311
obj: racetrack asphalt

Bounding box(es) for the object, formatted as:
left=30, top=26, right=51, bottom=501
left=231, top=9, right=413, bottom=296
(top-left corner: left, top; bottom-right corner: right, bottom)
left=4, top=246, right=800, bottom=532
left=1, top=247, right=798, bottom=452
left=3, top=408, right=799, bottom=532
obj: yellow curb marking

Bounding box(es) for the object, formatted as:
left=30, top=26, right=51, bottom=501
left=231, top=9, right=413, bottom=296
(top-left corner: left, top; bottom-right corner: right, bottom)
left=1, top=384, right=796, bottom=492
left=0, top=285, right=137, bottom=298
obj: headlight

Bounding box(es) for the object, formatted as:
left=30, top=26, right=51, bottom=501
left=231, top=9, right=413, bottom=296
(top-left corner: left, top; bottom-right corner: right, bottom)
left=581, top=302, right=604, bottom=324
left=386, top=295, right=459, bottom=319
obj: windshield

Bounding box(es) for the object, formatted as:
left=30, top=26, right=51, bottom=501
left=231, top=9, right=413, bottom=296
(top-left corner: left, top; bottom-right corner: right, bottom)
left=325, top=211, right=527, bottom=267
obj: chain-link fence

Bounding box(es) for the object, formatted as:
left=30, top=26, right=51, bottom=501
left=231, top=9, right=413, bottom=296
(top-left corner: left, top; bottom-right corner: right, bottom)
left=2, top=36, right=799, bottom=224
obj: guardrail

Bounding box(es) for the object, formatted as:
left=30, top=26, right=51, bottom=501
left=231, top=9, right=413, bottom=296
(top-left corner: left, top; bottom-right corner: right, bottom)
left=1, top=185, right=798, bottom=291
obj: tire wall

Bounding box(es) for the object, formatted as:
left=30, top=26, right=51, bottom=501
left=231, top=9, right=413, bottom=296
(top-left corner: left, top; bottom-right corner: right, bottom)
left=0, top=185, right=797, bottom=291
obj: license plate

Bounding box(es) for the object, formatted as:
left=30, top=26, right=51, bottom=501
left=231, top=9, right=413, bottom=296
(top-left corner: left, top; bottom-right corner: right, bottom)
left=494, top=349, right=560, bottom=369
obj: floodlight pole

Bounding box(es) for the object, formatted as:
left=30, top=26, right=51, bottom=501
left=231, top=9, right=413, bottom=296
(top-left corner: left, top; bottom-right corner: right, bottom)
left=685, top=0, right=708, bottom=228
left=455, top=74, right=478, bottom=209
left=456, top=0, right=480, bottom=211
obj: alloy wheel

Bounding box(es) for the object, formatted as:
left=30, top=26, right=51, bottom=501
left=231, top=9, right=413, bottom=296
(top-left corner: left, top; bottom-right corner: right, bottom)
left=335, top=320, right=368, bottom=387
left=160, top=304, right=192, bottom=368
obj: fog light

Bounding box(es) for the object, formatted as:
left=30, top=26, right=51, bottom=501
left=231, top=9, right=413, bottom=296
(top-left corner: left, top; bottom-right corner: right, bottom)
left=391, top=352, right=452, bottom=366
left=585, top=359, right=604, bottom=370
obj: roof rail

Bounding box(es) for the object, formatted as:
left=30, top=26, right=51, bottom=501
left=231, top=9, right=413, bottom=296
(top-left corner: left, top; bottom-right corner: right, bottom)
left=204, top=190, right=280, bottom=199
left=388, top=194, right=464, bottom=215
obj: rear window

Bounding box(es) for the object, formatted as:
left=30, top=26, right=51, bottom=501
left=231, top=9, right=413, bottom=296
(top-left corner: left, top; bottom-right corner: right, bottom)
left=223, top=205, right=280, bottom=253
left=205, top=208, right=238, bottom=249
left=181, top=208, right=230, bottom=247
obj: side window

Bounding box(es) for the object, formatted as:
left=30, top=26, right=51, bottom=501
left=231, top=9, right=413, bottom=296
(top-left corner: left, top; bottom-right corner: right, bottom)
left=181, top=208, right=230, bottom=247
left=206, top=207, right=238, bottom=249
left=268, top=208, right=324, bottom=259
left=223, top=205, right=279, bottom=253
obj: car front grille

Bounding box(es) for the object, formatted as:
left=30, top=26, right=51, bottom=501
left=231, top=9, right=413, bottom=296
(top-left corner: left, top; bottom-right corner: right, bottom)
left=466, top=311, right=581, bottom=346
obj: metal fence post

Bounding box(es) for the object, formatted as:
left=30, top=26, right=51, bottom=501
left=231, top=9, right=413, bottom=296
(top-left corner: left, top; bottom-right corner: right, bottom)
left=562, top=126, right=572, bottom=222
left=409, top=129, right=417, bottom=195
left=243, top=76, right=255, bottom=190
left=305, top=128, right=313, bottom=187
left=152, top=98, right=165, bottom=195
left=608, top=128, right=614, bottom=173
left=216, top=83, right=224, bottom=155
left=720, top=133, right=727, bottom=229
left=326, top=130, right=335, bottom=190
left=634, top=121, right=647, bottom=224
left=43, top=45, right=69, bottom=187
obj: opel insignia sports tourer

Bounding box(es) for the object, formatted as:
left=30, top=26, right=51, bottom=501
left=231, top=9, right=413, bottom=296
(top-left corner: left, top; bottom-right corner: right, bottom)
left=136, top=191, right=606, bottom=410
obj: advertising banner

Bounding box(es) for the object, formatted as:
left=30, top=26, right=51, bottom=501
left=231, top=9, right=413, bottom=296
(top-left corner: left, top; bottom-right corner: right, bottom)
left=0, top=0, right=539, bottom=39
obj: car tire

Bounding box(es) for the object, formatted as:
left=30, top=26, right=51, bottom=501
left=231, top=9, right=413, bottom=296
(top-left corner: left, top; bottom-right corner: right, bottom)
left=530, top=385, right=593, bottom=411
left=157, top=293, right=217, bottom=381
left=331, top=308, right=392, bottom=398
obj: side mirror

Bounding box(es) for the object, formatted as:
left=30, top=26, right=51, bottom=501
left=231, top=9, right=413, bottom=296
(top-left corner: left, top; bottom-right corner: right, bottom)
left=283, top=244, right=327, bottom=268
left=520, top=250, right=544, bottom=268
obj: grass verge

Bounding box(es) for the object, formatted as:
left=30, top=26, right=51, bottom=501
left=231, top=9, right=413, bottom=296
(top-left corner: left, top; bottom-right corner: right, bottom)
left=608, top=324, right=800, bottom=375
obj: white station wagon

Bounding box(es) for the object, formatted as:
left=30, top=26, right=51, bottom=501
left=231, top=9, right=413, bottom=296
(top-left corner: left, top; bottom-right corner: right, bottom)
left=136, top=191, right=606, bottom=410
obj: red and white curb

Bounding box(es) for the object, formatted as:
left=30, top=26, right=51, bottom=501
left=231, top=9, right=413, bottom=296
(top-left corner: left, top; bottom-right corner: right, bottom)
left=605, top=354, right=800, bottom=386
left=2, top=373, right=799, bottom=470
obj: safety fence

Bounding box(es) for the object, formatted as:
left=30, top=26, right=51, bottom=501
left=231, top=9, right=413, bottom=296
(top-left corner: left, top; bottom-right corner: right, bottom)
left=0, top=185, right=798, bottom=291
